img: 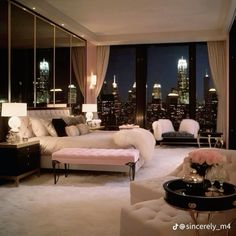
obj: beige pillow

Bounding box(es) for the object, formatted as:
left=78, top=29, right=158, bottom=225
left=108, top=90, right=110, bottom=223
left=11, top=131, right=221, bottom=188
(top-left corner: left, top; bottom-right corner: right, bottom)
left=65, top=125, right=80, bottom=136
left=40, top=119, right=58, bottom=137
left=30, top=118, right=49, bottom=137
left=19, top=117, right=35, bottom=138
left=76, top=123, right=90, bottom=135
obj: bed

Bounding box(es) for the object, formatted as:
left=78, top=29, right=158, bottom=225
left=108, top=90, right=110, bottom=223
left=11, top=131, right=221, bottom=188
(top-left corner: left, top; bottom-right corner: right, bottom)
left=20, top=108, right=155, bottom=173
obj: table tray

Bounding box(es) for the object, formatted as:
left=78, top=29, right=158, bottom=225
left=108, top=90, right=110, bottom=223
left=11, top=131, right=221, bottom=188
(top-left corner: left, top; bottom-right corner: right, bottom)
left=163, top=179, right=236, bottom=211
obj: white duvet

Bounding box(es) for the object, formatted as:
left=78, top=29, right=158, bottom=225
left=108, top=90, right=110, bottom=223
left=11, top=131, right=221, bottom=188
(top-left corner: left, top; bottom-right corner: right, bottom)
left=30, top=128, right=155, bottom=162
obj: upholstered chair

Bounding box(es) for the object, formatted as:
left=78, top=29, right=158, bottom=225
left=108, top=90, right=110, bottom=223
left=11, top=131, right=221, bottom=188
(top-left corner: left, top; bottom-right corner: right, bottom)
left=179, top=119, right=200, bottom=138
left=152, top=119, right=175, bottom=141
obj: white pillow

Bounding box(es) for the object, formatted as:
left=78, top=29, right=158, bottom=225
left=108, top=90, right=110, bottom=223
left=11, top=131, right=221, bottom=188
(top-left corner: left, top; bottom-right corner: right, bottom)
left=40, top=119, right=58, bottom=137
left=76, top=124, right=90, bottom=135
left=19, top=117, right=35, bottom=138
left=65, top=125, right=80, bottom=136
left=30, top=118, right=49, bottom=137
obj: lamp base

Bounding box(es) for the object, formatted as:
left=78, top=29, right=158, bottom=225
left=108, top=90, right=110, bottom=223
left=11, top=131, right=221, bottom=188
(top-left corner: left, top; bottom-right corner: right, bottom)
left=6, top=131, right=21, bottom=144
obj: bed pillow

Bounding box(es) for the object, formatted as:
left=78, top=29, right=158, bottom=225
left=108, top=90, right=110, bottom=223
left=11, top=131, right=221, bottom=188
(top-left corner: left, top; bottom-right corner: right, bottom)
left=30, top=118, right=49, bottom=137
left=19, top=117, right=35, bottom=139
left=76, top=123, right=90, bottom=135
left=52, top=118, right=67, bottom=137
left=40, top=119, right=58, bottom=137
left=74, top=115, right=86, bottom=124
left=65, top=125, right=80, bottom=136
left=63, top=115, right=86, bottom=125
left=62, top=116, right=78, bottom=125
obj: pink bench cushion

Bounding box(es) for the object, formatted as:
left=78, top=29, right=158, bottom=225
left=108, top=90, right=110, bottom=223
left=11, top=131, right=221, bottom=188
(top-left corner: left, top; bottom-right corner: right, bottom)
left=52, top=148, right=139, bottom=166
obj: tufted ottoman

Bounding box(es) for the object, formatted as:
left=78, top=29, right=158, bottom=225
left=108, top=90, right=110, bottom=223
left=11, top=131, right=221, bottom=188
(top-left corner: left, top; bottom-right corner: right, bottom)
left=120, top=198, right=194, bottom=236
left=120, top=198, right=236, bottom=236
left=130, top=175, right=178, bottom=204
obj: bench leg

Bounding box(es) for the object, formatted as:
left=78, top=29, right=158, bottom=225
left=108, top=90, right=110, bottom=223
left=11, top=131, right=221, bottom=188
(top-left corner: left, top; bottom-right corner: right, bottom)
left=126, top=162, right=136, bottom=181
left=64, top=164, right=70, bottom=177
left=52, top=160, right=60, bottom=184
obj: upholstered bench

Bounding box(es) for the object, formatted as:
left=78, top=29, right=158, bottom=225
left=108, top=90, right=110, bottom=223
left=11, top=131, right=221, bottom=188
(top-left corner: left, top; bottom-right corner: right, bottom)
left=52, top=148, right=139, bottom=183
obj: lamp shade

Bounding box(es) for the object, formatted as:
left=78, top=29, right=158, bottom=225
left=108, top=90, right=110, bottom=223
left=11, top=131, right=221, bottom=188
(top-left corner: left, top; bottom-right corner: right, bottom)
left=82, top=104, right=97, bottom=113
left=1, top=103, right=27, bottom=117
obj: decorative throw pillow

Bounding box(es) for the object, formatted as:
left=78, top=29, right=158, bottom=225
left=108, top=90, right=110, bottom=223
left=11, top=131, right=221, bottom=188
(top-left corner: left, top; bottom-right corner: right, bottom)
left=65, top=125, right=80, bottom=136
left=30, top=117, right=49, bottom=137
left=62, top=115, right=86, bottom=125
left=19, top=117, right=35, bottom=139
left=52, top=118, right=67, bottom=137
left=62, top=116, right=78, bottom=126
left=74, top=115, right=86, bottom=124
left=40, top=119, right=58, bottom=137
left=76, top=123, right=90, bottom=135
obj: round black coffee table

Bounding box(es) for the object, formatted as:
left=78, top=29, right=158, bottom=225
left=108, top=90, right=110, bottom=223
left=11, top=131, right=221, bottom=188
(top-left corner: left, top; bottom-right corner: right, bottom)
left=163, top=179, right=236, bottom=235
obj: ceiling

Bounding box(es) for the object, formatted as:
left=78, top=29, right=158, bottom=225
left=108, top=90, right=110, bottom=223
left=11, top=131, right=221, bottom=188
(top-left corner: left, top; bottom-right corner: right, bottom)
left=18, top=0, right=236, bottom=45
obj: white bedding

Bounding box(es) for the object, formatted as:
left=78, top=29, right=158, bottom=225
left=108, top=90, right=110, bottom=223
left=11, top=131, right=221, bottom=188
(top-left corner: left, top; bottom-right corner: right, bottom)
left=29, top=128, right=155, bottom=163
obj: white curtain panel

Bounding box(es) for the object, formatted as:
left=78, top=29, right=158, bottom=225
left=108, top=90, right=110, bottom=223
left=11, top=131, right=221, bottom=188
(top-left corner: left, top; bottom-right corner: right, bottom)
left=95, top=45, right=110, bottom=98
left=72, top=47, right=86, bottom=97
left=207, top=41, right=227, bottom=136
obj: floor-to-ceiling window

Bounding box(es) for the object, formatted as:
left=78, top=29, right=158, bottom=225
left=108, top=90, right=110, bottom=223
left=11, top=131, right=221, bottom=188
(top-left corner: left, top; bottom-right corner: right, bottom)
left=98, top=46, right=136, bottom=127
left=99, top=43, right=217, bottom=131
left=146, top=44, right=189, bottom=129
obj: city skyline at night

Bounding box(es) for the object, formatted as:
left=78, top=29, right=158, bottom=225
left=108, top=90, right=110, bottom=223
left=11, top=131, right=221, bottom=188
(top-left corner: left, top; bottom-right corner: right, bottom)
left=104, top=43, right=213, bottom=104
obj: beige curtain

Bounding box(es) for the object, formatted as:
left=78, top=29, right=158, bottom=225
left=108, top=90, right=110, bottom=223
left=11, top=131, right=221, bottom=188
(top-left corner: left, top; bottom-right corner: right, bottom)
left=207, top=41, right=227, bottom=135
left=72, top=47, right=86, bottom=97
left=95, top=45, right=110, bottom=98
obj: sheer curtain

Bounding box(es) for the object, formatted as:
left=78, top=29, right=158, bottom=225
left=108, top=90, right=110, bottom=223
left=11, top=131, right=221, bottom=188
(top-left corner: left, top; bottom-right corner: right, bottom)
left=207, top=41, right=227, bottom=135
left=72, top=46, right=86, bottom=97
left=95, top=45, right=110, bottom=98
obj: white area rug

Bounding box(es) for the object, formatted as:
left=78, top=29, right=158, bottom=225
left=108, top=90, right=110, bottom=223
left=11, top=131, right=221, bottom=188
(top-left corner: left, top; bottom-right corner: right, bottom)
left=0, top=146, right=195, bottom=236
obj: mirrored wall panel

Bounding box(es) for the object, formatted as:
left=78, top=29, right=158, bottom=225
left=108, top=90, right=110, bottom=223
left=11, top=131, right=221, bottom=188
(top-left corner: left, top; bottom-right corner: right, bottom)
left=11, top=4, right=34, bottom=103
left=0, top=0, right=86, bottom=110
left=36, top=18, right=54, bottom=107
left=0, top=0, right=9, bottom=102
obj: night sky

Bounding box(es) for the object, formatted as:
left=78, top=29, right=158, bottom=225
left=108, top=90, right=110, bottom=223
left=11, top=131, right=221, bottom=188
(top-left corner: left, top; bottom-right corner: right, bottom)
left=104, top=43, right=212, bottom=103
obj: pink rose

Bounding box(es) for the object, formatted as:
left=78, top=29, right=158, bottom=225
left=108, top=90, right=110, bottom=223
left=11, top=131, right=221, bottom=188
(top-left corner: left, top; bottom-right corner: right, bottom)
left=188, top=149, right=225, bottom=166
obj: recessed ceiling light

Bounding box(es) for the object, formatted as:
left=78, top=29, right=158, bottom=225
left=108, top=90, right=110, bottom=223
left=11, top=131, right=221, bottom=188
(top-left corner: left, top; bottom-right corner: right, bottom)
left=32, top=7, right=36, bottom=10
left=61, top=23, right=65, bottom=26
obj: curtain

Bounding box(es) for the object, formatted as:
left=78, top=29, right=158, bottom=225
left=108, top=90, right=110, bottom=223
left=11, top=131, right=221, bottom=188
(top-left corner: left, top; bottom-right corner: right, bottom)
left=95, top=45, right=110, bottom=98
left=72, top=47, right=86, bottom=97
left=207, top=41, right=227, bottom=135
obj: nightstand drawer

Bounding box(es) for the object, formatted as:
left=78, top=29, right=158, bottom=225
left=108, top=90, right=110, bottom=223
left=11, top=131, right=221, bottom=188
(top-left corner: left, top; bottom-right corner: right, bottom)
left=0, top=141, right=40, bottom=177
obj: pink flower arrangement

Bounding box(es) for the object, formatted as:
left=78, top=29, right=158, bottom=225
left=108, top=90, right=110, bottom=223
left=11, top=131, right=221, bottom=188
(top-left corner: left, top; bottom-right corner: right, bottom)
left=189, top=149, right=226, bottom=166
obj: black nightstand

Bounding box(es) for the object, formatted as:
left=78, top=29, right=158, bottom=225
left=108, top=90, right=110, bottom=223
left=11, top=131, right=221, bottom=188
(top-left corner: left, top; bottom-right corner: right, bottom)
left=0, top=140, right=40, bottom=186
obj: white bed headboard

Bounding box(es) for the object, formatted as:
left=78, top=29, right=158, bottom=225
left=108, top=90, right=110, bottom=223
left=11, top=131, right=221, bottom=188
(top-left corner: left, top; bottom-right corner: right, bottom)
left=27, top=108, right=71, bottom=119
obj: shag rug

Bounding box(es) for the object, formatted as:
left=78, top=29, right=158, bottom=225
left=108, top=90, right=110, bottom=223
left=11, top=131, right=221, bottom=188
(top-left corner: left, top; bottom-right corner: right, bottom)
left=0, top=146, right=195, bottom=236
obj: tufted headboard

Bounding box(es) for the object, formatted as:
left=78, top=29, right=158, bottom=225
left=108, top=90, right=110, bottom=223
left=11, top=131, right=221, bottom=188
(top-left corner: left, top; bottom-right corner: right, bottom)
left=27, top=107, right=71, bottom=119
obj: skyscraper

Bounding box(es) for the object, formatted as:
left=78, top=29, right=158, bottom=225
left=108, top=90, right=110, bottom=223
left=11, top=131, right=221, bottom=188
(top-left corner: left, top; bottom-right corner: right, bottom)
left=177, top=57, right=189, bottom=104
left=36, top=58, right=49, bottom=105
left=152, top=83, right=162, bottom=104
left=203, top=72, right=210, bottom=104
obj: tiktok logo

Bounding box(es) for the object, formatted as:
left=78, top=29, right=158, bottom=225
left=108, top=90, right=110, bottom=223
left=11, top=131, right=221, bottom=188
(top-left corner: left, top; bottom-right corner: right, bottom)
left=173, top=223, right=178, bottom=230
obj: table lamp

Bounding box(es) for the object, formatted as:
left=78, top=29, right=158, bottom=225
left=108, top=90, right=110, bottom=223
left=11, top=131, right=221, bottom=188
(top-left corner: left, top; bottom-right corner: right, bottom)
left=82, top=104, right=97, bottom=123
left=1, top=102, right=27, bottom=142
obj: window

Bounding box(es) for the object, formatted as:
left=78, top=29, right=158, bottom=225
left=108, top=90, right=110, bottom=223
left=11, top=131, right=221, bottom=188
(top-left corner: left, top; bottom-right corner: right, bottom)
left=99, top=43, right=217, bottom=131
left=146, top=44, right=189, bottom=129
left=98, top=46, right=136, bottom=126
